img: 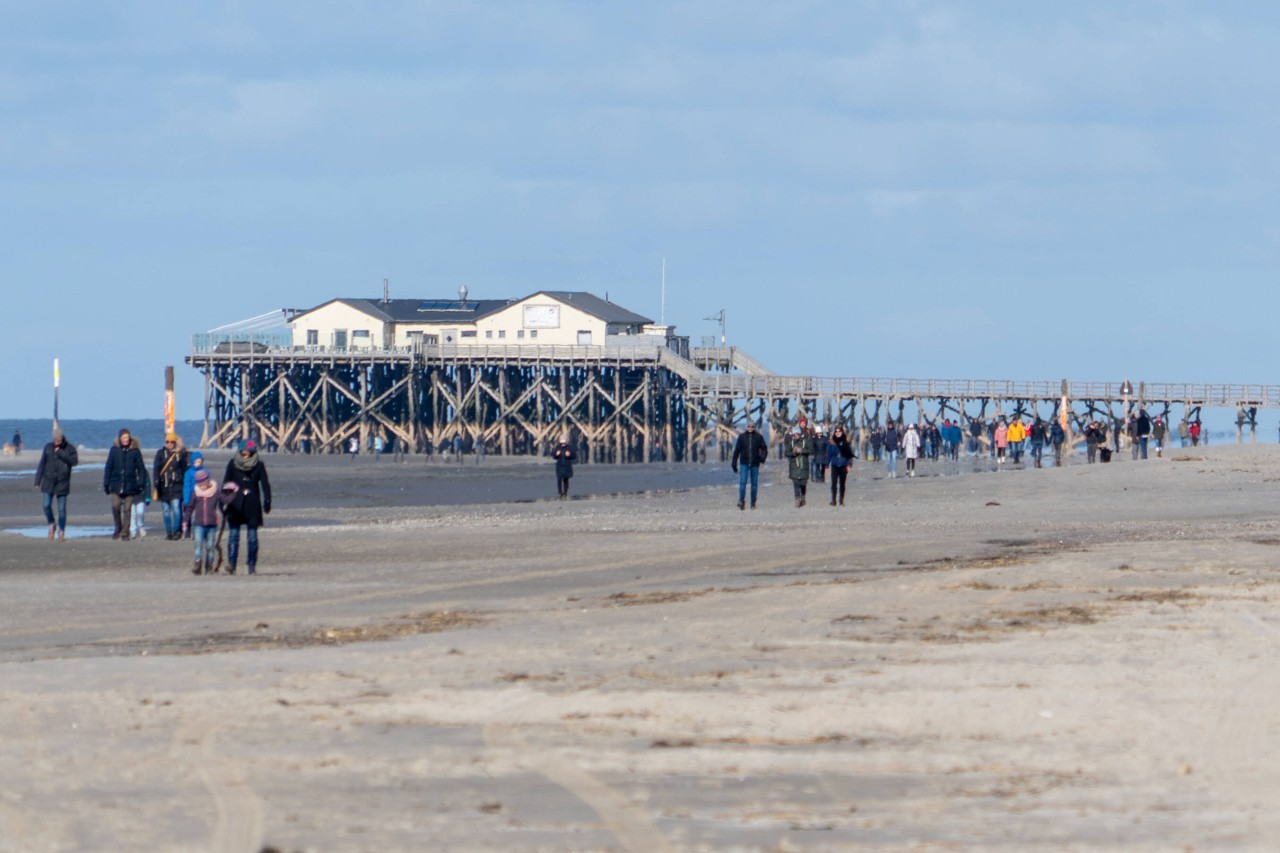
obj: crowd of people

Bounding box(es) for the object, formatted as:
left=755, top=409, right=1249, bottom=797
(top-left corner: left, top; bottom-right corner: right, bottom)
left=727, top=409, right=1207, bottom=509
left=33, top=426, right=272, bottom=575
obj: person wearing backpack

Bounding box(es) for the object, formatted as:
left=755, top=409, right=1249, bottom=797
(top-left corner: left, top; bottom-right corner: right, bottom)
left=731, top=421, right=768, bottom=510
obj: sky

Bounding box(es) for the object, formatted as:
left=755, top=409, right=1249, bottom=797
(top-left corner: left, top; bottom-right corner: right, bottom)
left=4, top=1, right=1279, bottom=420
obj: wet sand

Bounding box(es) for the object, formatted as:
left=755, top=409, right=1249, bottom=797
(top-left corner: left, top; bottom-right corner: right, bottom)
left=2, top=446, right=1279, bottom=850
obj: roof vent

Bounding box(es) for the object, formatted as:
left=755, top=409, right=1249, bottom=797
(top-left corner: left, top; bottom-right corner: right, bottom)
left=459, top=284, right=469, bottom=302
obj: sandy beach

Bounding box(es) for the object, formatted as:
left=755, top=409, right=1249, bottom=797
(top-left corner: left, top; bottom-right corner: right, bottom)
left=2, top=445, right=1279, bottom=851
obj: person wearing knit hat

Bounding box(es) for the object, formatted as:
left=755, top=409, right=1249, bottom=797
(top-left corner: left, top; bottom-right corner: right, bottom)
left=154, top=432, right=189, bottom=541
left=35, top=427, right=79, bottom=540
left=182, top=467, right=231, bottom=575
left=223, top=437, right=272, bottom=574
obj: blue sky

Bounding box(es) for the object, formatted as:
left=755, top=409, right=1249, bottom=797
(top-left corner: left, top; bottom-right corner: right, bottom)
left=3, top=1, right=1278, bottom=420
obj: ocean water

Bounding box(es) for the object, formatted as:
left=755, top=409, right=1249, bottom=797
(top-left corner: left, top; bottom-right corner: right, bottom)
left=2, top=419, right=207, bottom=452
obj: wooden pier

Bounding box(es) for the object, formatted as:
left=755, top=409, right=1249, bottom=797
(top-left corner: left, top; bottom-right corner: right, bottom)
left=187, top=339, right=1279, bottom=460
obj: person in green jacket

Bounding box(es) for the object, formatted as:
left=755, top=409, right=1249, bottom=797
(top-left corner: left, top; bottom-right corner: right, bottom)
left=784, top=425, right=813, bottom=508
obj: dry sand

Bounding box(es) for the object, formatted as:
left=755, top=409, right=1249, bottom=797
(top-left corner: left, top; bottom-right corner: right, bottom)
left=2, top=446, right=1279, bottom=851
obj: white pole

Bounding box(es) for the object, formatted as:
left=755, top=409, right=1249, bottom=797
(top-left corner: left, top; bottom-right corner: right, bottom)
left=53, top=358, right=60, bottom=427
left=660, top=258, right=666, bottom=327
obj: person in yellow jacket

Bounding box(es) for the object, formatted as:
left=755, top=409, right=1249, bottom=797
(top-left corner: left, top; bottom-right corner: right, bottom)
left=1006, top=416, right=1028, bottom=465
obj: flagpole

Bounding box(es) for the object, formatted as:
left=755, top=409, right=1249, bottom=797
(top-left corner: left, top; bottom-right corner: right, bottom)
left=53, top=358, right=60, bottom=429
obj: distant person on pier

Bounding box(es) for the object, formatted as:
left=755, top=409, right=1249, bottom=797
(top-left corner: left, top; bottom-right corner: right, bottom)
left=784, top=426, right=813, bottom=506
left=825, top=425, right=854, bottom=505
left=731, top=421, right=768, bottom=510
left=103, top=428, right=146, bottom=541
left=154, top=433, right=189, bottom=541
left=35, top=426, right=78, bottom=540
left=552, top=434, right=576, bottom=499
left=223, top=439, right=272, bottom=574
left=1050, top=419, right=1066, bottom=466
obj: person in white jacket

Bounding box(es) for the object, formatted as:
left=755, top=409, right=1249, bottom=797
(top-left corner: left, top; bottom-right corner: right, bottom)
left=902, top=423, right=923, bottom=478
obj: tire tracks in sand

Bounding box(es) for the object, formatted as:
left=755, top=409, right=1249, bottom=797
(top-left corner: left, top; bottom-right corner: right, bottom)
left=172, top=720, right=264, bottom=853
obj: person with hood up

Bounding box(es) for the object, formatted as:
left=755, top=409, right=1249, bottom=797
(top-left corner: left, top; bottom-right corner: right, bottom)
left=552, top=434, right=576, bottom=499
left=825, top=424, right=854, bottom=505
left=154, top=432, right=189, bottom=540
left=902, top=422, right=922, bottom=477
left=182, top=451, right=207, bottom=538
left=35, top=426, right=78, bottom=540
left=223, top=439, right=272, bottom=574
left=784, top=425, right=813, bottom=507
left=1050, top=419, right=1067, bottom=466
left=103, top=428, right=147, bottom=540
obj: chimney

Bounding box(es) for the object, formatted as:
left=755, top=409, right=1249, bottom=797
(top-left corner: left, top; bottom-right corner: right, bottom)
left=382, top=278, right=389, bottom=304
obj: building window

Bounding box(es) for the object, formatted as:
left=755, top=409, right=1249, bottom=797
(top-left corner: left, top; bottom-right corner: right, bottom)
left=460, top=330, right=477, bottom=338
left=529, top=330, right=537, bottom=339
left=485, top=330, right=493, bottom=339
left=498, top=330, right=506, bottom=339
left=306, top=330, right=318, bottom=346
left=517, top=329, right=525, bottom=339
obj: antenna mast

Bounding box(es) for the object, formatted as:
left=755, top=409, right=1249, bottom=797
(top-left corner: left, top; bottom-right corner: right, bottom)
left=660, top=258, right=666, bottom=326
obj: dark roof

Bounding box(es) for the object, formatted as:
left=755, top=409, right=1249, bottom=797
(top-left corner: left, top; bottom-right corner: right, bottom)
left=532, top=291, right=653, bottom=325
left=291, top=298, right=513, bottom=324
left=291, top=292, right=652, bottom=326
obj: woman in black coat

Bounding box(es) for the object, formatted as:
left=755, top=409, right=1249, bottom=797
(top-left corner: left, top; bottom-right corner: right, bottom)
left=35, top=427, right=78, bottom=539
left=223, top=439, right=272, bottom=574
left=103, top=428, right=146, bottom=540
left=552, top=436, right=576, bottom=499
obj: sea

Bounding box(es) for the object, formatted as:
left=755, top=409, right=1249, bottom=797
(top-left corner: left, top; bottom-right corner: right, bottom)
left=3, top=419, right=208, bottom=452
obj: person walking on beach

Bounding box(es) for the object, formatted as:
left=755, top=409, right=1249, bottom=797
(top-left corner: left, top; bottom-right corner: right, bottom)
left=129, top=439, right=152, bottom=539
left=182, top=468, right=232, bottom=575
left=883, top=421, right=900, bottom=478
left=902, top=422, right=922, bottom=478
left=10, top=429, right=22, bottom=455
left=825, top=424, right=854, bottom=505
left=223, top=439, right=272, bottom=574
left=731, top=421, right=767, bottom=510
left=1189, top=420, right=1201, bottom=446
left=1136, top=409, right=1152, bottom=460
left=1151, top=417, right=1167, bottom=458
left=1050, top=419, right=1066, bottom=466
left=35, top=427, right=78, bottom=540
left=1084, top=421, right=1103, bottom=463
left=869, top=426, right=883, bottom=463
left=154, top=433, right=188, bottom=540
left=552, top=434, right=576, bottom=499
left=994, top=418, right=1009, bottom=466
left=1006, top=416, right=1027, bottom=466
left=1028, top=417, right=1047, bottom=468
left=348, top=435, right=359, bottom=460
left=103, top=428, right=146, bottom=541
left=784, top=425, right=813, bottom=507
left=182, top=451, right=207, bottom=538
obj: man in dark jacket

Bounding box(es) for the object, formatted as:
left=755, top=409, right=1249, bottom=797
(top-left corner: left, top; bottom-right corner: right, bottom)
left=153, top=433, right=189, bottom=540
left=35, top=427, right=78, bottom=540
left=103, top=428, right=146, bottom=540
left=223, top=439, right=272, bottom=574
left=731, top=421, right=768, bottom=510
